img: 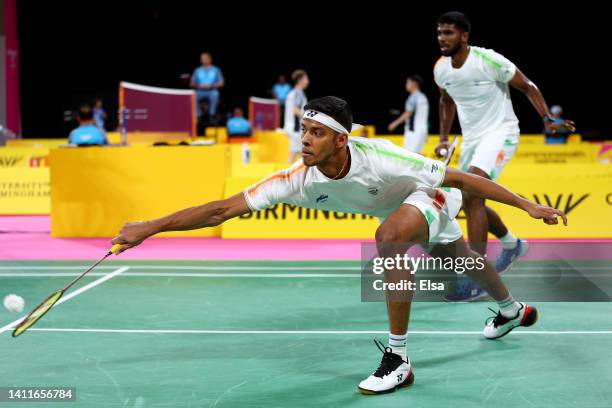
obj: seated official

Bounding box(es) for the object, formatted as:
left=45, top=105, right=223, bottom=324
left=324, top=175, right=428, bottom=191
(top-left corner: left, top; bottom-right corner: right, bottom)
left=190, top=52, right=224, bottom=120
left=227, top=108, right=252, bottom=137
left=69, top=104, right=107, bottom=146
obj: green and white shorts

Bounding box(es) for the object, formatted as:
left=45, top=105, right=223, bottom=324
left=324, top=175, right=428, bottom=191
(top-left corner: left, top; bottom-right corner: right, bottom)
left=402, top=187, right=463, bottom=244
left=460, top=131, right=519, bottom=181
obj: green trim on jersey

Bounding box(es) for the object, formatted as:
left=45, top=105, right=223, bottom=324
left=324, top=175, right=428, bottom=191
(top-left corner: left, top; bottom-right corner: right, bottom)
left=471, top=48, right=502, bottom=70
left=424, top=208, right=437, bottom=226
left=353, top=141, right=425, bottom=169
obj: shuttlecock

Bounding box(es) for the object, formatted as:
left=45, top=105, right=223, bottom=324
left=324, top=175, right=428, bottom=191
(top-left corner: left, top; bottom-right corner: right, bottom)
left=3, top=294, right=25, bottom=313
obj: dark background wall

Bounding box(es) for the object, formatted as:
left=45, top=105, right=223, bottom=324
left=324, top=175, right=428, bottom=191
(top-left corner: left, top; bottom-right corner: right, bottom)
left=16, top=2, right=607, bottom=138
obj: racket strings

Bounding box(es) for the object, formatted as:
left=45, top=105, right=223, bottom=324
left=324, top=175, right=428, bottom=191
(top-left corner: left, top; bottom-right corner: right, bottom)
left=12, top=291, right=63, bottom=337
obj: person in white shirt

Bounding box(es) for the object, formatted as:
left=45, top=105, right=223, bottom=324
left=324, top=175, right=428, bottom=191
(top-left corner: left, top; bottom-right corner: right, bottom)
left=284, top=69, right=309, bottom=163
left=433, top=11, right=575, bottom=301
left=388, top=75, right=429, bottom=153
left=111, top=96, right=566, bottom=396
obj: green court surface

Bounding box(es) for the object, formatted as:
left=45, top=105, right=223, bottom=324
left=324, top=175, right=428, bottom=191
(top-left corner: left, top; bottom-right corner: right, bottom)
left=1, top=260, right=611, bottom=407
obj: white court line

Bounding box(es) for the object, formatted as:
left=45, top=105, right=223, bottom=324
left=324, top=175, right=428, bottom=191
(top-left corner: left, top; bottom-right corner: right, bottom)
left=0, top=273, right=361, bottom=278
left=0, top=266, right=130, bottom=335
left=0, top=266, right=358, bottom=271
left=1, top=272, right=611, bottom=278
left=0, top=265, right=610, bottom=271
left=21, top=328, right=612, bottom=335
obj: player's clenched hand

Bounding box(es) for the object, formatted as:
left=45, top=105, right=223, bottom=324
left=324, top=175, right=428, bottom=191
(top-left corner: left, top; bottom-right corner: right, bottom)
left=434, top=141, right=452, bottom=158
left=525, top=203, right=567, bottom=226
left=111, top=221, right=157, bottom=254
left=546, top=119, right=576, bottom=133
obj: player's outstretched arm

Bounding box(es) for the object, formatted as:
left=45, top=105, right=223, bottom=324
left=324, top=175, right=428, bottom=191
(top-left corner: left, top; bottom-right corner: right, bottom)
left=442, top=167, right=567, bottom=226
left=509, top=69, right=575, bottom=133
left=111, top=193, right=251, bottom=254
left=435, top=88, right=456, bottom=156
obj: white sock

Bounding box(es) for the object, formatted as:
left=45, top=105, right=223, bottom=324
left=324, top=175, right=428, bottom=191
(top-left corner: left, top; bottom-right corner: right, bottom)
left=497, top=294, right=521, bottom=318
left=499, top=231, right=518, bottom=250
left=388, top=332, right=407, bottom=361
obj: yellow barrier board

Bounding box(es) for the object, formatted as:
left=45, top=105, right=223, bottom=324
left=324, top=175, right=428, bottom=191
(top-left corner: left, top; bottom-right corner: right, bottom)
left=229, top=143, right=290, bottom=178
left=254, top=130, right=290, bottom=163
left=597, top=143, right=612, bottom=163
left=483, top=164, right=612, bottom=238
left=50, top=145, right=229, bottom=237
left=222, top=164, right=612, bottom=239
left=5, top=139, right=66, bottom=148
left=512, top=143, right=597, bottom=163
left=0, top=147, right=50, bottom=168
left=0, top=168, right=50, bottom=214
left=105, top=131, right=194, bottom=145
left=378, top=136, right=596, bottom=164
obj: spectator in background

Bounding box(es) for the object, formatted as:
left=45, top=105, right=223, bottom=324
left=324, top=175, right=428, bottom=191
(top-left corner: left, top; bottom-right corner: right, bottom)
left=190, top=52, right=225, bottom=121
left=283, top=69, right=309, bottom=163
left=388, top=75, right=430, bottom=153
left=69, top=104, right=107, bottom=145
left=272, top=74, right=291, bottom=123
left=544, top=105, right=571, bottom=144
left=227, top=108, right=252, bottom=137
left=93, top=98, right=107, bottom=131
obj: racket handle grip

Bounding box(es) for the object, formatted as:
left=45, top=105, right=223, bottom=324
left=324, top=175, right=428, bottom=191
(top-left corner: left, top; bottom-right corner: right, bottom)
left=110, top=244, right=123, bottom=254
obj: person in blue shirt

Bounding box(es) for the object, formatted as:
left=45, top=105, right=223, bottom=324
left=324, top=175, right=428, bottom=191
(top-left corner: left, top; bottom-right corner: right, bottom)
left=272, top=75, right=291, bottom=106
left=68, top=104, right=107, bottom=146
left=93, top=98, right=107, bottom=131
left=226, top=108, right=252, bottom=136
left=272, top=74, right=291, bottom=127
left=544, top=105, right=571, bottom=144
left=190, top=52, right=225, bottom=120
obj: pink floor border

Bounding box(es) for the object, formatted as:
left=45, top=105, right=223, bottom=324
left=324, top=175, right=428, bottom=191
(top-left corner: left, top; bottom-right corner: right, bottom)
left=1, top=216, right=611, bottom=261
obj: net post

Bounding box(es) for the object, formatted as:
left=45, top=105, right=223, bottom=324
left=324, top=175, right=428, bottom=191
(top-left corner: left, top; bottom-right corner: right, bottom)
left=191, top=92, right=196, bottom=139
left=248, top=98, right=254, bottom=130
left=275, top=100, right=280, bottom=129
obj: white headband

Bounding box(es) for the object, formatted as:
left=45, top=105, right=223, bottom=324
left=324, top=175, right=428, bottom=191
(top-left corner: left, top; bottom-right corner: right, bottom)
left=303, top=110, right=351, bottom=135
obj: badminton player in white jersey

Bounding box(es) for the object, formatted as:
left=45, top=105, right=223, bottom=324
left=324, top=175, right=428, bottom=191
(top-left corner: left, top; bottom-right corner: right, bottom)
left=388, top=75, right=430, bottom=153
left=112, top=96, right=566, bottom=395
left=284, top=69, right=309, bottom=163
left=433, top=12, right=575, bottom=301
